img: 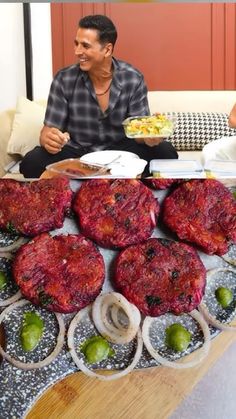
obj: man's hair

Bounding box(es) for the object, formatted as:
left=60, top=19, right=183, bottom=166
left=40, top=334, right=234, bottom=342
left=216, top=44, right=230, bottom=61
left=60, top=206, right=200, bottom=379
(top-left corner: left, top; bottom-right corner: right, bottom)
left=78, top=15, right=117, bottom=47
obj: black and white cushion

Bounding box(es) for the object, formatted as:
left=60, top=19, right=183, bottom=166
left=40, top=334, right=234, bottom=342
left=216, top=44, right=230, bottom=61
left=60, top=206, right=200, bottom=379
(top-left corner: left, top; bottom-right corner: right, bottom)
left=166, top=112, right=236, bottom=151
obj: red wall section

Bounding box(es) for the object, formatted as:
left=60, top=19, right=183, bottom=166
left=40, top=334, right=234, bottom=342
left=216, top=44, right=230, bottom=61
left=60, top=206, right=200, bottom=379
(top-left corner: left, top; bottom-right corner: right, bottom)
left=51, top=3, right=236, bottom=91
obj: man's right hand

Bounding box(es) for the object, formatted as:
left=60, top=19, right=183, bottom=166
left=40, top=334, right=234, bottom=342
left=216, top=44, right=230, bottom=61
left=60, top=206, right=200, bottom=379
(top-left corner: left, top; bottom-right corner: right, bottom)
left=40, top=126, right=70, bottom=154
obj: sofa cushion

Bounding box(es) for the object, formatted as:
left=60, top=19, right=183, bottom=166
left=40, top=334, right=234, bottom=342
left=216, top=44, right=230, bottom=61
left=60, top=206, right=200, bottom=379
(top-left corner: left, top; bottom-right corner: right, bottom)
left=167, top=112, right=236, bottom=151
left=7, top=97, right=46, bottom=157
left=0, top=109, right=18, bottom=178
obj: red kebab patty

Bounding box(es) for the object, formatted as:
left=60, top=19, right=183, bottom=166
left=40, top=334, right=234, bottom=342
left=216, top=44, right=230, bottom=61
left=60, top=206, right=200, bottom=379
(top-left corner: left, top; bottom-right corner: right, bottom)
left=144, top=178, right=181, bottom=190
left=0, top=177, right=72, bottom=236
left=73, top=179, right=160, bottom=248
left=13, top=233, right=105, bottom=313
left=162, top=179, right=236, bottom=255
left=114, top=238, right=206, bottom=316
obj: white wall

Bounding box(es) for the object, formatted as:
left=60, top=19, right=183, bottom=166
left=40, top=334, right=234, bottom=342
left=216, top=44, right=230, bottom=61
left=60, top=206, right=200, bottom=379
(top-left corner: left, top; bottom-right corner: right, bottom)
left=0, top=3, right=26, bottom=111
left=31, top=3, right=52, bottom=101
left=0, top=3, right=52, bottom=112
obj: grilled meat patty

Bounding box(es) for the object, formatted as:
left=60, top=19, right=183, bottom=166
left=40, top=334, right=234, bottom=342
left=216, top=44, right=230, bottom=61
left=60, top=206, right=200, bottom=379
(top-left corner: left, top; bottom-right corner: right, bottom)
left=162, top=179, right=236, bottom=255
left=13, top=233, right=105, bottom=313
left=114, top=238, right=206, bottom=316
left=0, top=177, right=72, bottom=236
left=144, top=178, right=181, bottom=190
left=73, top=179, right=160, bottom=249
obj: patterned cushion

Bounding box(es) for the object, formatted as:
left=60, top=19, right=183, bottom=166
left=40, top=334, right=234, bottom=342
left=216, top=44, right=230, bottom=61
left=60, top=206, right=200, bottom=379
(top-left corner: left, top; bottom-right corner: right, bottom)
left=166, top=112, right=236, bottom=151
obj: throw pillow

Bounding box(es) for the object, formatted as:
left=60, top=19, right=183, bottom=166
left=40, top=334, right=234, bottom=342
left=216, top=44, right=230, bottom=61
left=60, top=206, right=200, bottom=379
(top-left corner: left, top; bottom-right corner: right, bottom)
left=166, top=112, right=236, bottom=151
left=7, top=97, right=46, bottom=157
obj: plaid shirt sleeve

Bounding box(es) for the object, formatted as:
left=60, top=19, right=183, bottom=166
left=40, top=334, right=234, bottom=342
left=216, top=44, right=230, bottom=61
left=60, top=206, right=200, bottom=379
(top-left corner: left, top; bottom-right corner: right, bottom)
left=44, top=72, right=69, bottom=131
left=128, top=75, right=150, bottom=117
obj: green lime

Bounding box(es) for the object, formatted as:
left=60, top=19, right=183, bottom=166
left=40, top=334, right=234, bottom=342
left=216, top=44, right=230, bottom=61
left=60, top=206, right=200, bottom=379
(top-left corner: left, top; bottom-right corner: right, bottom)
left=20, top=324, right=43, bottom=351
left=0, top=271, right=7, bottom=290
left=165, top=323, right=191, bottom=352
left=20, top=311, right=44, bottom=351
left=81, top=336, right=115, bottom=364
left=215, top=287, right=233, bottom=308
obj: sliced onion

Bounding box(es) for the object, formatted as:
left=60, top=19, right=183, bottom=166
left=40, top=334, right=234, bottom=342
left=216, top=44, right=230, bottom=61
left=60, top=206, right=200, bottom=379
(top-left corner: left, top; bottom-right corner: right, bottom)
left=110, top=305, right=128, bottom=330
left=0, top=299, right=65, bottom=369
left=207, top=267, right=236, bottom=279
left=0, top=290, right=22, bottom=307
left=150, top=209, right=156, bottom=226
left=0, top=252, right=13, bottom=260
left=142, top=309, right=211, bottom=369
left=67, top=305, right=143, bottom=381
left=199, top=302, right=236, bottom=331
left=199, top=267, right=236, bottom=331
left=221, top=254, right=236, bottom=267
left=0, top=237, right=27, bottom=253
left=0, top=253, right=21, bottom=307
left=92, top=292, right=141, bottom=344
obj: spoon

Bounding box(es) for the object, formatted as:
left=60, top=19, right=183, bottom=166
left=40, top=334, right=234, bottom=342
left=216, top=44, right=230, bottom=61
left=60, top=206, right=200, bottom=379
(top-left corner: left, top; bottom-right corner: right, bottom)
left=93, top=155, right=122, bottom=175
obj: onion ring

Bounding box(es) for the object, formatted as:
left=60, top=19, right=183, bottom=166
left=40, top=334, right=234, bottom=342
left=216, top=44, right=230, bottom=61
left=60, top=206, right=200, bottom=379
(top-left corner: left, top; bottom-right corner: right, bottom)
left=0, top=253, right=21, bottom=307
left=142, top=309, right=211, bottom=369
left=221, top=248, right=236, bottom=267
left=199, top=267, right=236, bottom=331
left=0, top=290, right=22, bottom=307
left=0, top=299, right=65, bottom=369
left=150, top=209, right=156, bottom=226
left=110, top=305, right=128, bottom=330
left=0, top=237, right=27, bottom=253
left=199, top=302, right=236, bottom=331
left=68, top=305, right=143, bottom=381
left=92, top=292, right=141, bottom=344
left=0, top=252, right=13, bottom=260
left=206, top=267, right=236, bottom=279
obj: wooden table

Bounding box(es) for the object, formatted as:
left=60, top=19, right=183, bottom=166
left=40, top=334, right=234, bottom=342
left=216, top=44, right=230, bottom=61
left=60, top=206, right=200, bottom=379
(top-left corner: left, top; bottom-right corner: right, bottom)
left=25, top=331, right=236, bottom=419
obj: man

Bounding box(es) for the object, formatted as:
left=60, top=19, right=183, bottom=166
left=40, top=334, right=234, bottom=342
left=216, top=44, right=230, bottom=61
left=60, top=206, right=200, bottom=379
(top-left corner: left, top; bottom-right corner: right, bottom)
left=229, top=103, right=236, bottom=128
left=20, top=14, right=178, bottom=178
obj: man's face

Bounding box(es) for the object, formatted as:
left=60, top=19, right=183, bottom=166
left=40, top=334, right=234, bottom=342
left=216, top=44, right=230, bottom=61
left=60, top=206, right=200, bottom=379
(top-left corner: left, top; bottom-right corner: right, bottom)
left=74, top=27, right=112, bottom=72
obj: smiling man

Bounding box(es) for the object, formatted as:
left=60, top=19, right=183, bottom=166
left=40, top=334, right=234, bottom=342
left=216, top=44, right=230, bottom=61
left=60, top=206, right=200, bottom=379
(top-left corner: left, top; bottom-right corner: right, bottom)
left=20, top=14, right=178, bottom=178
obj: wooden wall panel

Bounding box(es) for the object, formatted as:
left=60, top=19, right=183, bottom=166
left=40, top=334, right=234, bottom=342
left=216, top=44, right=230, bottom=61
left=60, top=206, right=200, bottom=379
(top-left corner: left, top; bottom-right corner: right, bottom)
left=225, top=3, right=236, bottom=89
left=106, top=3, right=212, bottom=90
left=51, top=3, right=236, bottom=91
left=211, top=3, right=225, bottom=89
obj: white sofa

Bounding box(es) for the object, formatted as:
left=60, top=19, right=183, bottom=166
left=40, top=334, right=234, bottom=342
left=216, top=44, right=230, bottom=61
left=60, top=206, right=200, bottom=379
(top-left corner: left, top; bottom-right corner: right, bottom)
left=0, top=91, right=235, bottom=178
left=148, top=90, right=236, bottom=163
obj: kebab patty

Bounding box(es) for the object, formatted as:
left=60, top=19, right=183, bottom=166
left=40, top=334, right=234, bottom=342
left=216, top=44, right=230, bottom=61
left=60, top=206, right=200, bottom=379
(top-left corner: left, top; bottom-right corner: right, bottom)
left=0, top=177, right=72, bottom=236
left=114, top=238, right=206, bottom=316
left=144, top=178, right=181, bottom=190
left=73, top=179, right=160, bottom=248
left=162, top=179, right=236, bottom=255
left=13, top=233, right=105, bottom=313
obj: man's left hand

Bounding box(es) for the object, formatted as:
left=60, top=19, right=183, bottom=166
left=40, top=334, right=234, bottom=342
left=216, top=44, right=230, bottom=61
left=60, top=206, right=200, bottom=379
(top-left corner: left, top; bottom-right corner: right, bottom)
left=134, top=137, right=164, bottom=147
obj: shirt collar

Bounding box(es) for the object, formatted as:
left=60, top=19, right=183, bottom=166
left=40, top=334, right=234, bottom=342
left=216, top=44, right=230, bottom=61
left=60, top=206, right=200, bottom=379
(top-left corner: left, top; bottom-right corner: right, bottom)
left=79, top=58, right=123, bottom=116
left=79, top=57, right=121, bottom=84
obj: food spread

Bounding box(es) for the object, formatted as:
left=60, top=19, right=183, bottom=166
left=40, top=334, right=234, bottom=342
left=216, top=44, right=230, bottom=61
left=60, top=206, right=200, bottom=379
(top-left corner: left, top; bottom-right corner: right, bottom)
left=0, top=178, right=235, bottom=418
left=123, top=114, right=175, bottom=138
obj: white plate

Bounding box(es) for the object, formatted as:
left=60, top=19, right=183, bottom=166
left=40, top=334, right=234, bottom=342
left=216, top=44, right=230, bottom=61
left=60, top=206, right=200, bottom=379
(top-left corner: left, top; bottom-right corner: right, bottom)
left=80, top=150, right=139, bottom=166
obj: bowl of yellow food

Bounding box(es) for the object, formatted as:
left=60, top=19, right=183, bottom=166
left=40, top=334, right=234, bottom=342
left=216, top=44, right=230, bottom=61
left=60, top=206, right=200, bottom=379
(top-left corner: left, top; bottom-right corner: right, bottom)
left=122, top=113, right=176, bottom=138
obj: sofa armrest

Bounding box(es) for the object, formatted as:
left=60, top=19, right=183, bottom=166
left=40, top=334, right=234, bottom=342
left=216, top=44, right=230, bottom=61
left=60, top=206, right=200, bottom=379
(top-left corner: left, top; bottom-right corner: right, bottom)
left=0, top=109, right=21, bottom=178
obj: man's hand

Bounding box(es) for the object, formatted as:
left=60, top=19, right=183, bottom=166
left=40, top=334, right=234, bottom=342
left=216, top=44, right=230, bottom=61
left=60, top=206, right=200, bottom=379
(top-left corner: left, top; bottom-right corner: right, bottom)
left=134, top=137, right=164, bottom=147
left=229, top=103, right=236, bottom=128
left=40, top=126, right=70, bottom=154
